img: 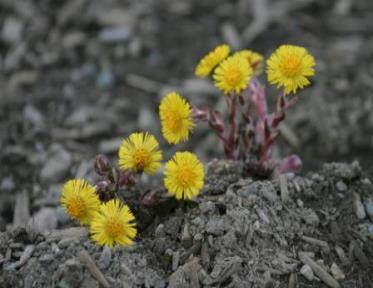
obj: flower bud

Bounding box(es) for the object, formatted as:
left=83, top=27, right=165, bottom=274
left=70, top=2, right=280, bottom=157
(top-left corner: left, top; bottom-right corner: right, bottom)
left=94, top=154, right=112, bottom=176
left=95, top=180, right=115, bottom=202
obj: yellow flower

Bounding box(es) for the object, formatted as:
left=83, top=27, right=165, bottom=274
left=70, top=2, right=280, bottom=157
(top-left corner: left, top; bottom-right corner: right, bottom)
left=159, top=92, right=195, bottom=144
left=118, top=132, right=162, bottom=175
left=195, top=44, right=230, bottom=77
left=213, top=55, right=253, bottom=94
left=61, top=179, right=100, bottom=225
left=164, top=152, right=204, bottom=200
left=266, top=45, right=316, bottom=94
left=234, top=49, right=263, bottom=75
left=90, top=199, right=137, bottom=248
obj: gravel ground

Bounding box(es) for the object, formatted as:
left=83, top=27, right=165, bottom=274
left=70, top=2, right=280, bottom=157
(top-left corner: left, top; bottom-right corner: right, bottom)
left=1, top=161, right=373, bottom=287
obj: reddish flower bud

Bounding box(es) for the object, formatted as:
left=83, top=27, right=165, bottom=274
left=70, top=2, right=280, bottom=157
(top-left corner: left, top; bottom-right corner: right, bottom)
left=94, top=154, right=112, bottom=176
left=278, top=155, right=302, bottom=173
left=95, top=180, right=115, bottom=202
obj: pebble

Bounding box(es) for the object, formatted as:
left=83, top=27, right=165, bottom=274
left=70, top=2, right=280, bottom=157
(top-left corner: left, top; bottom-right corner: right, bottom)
left=336, top=181, right=347, bottom=192
left=366, top=224, right=373, bottom=239
left=199, top=201, right=216, bottom=214
left=330, top=263, right=345, bottom=280
left=99, top=246, right=112, bottom=269
left=51, top=243, right=61, bottom=255
left=99, top=27, right=130, bottom=43
left=364, top=199, right=373, bottom=221
left=28, top=208, right=58, bottom=233
left=55, top=206, right=70, bottom=225
left=205, top=218, right=226, bottom=236
left=303, top=209, right=320, bottom=226
left=40, top=145, right=72, bottom=183
left=154, top=224, right=166, bottom=238
left=97, top=70, right=115, bottom=88
left=1, top=176, right=15, bottom=191
left=353, top=193, right=366, bottom=219
left=39, top=254, right=54, bottom=263
left=193, top=233, right=203, bottom=241
left=297, top=199, right=304, bottom=207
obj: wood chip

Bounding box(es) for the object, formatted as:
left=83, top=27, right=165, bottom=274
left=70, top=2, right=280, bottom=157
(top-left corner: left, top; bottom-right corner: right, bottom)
left=13, top=190, right=30, bottom=227
left=78, top=250, right=110, bottom=288
left=125, top=73, right=163, bottom=93
left=301, top=236, right=330, bottom=252
left=279, top=174, right=290, bottom=203
left=335, top=245, right=349, bottom=266
left=350, top=241, right=369, bottom=268
left=299, top=252, right=340, bottom=288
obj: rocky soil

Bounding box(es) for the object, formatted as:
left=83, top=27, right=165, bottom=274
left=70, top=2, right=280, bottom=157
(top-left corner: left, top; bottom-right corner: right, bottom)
left=1, top=161, right=373, bottom=287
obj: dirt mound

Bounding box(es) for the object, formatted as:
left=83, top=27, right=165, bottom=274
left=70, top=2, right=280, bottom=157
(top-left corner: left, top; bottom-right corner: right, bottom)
left=1, top=161, right=372, bottom=287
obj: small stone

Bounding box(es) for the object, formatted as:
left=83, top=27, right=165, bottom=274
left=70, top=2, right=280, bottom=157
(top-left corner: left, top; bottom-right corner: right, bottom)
left=39, top=254, right=54, bottom=263
left=330, top=263, right=345, bottom=280
left=193, top=233, right=203, bottom=241
left=2, top=17, right=23, bottom=43
left=199, top=201, right=215, bottom=214
left=51, top=243, right=61, bottom=255
left=1, top=176, right=15, bottom=191
left=353, top=193, right=366, bottom=219
left=28, top=208, right=58, bottom=233
left=336, top=181, right=347, bottom=192
left=154, top=224, right=166, bottom=238
left=40, top=145, right=72, bottom=184
left=99, top=27, right=130, bottom=43
left=206, top=218, right=226, bottom=236
left=365, top=199, right=373, bottom=221
left=303, top=209, right=320, bottom=226
left=297, top=199, right=304, bottom=207
left=97, top=70, right=114, bottom=88
left=99, top=246, right=111, bottom=269
left=300, top=264, right=314, bottom=281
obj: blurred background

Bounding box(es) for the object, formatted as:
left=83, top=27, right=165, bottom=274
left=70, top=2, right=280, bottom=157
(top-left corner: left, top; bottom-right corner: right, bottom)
left=1, top=0, right=373, bottom=229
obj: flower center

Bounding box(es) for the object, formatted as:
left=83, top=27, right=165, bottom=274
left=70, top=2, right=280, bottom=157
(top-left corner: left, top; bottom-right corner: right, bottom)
left=105, top=217, right=124, bottom=238
left=177, top=166, right=195, bottom=187
left=280, top=56, right=302, bottom=77
left=225, top=67, right=242, bottom=86
left=133, top=148, right=150, bottom=171
left=67, top=196, right=86, bottom=218
left=166, top=111, right=184, bottom=133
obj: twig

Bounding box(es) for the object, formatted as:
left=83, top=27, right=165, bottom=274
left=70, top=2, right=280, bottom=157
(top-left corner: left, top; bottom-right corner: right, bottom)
left=279, top=174, right=290, bottom=203
left=78, top=249, right=110, bottom=288
left=125, top=73, right=163, bottom=93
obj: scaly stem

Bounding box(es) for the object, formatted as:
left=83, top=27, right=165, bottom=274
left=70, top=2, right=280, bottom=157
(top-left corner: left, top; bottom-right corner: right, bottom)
left=225, top=95, right=238, bottom=160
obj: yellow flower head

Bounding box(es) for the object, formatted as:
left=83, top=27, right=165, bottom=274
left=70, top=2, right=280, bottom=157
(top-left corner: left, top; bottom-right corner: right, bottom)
left=118, top=132, right=162, bottom=175
left=195, top=44, right=230, bottom=77
left=61, top=179, right=100, bottom=225
left=234, top=49, right=263, bottom=75
left=159, top=92, right=195, bottom=144
left=90, top=199, right=137, bottom=248
left=213, top=55, right=253, bottom=94
left=266, top=45, right=316, bottom=94
left=164, top=152, right=204, bottom=200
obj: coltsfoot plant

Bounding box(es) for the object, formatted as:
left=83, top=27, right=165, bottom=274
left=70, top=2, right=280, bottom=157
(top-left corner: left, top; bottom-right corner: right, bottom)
left=61, top=43, right=315, bottom=249
left=190, top=44, right=315, bottom=177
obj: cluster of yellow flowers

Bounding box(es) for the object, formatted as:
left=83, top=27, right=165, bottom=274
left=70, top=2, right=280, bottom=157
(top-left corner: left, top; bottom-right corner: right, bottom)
left=61, top=96, right=205, bottom=248
left=61, top=179, right=137, bottom=248
left=195, top=43, right=315, bottom=95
